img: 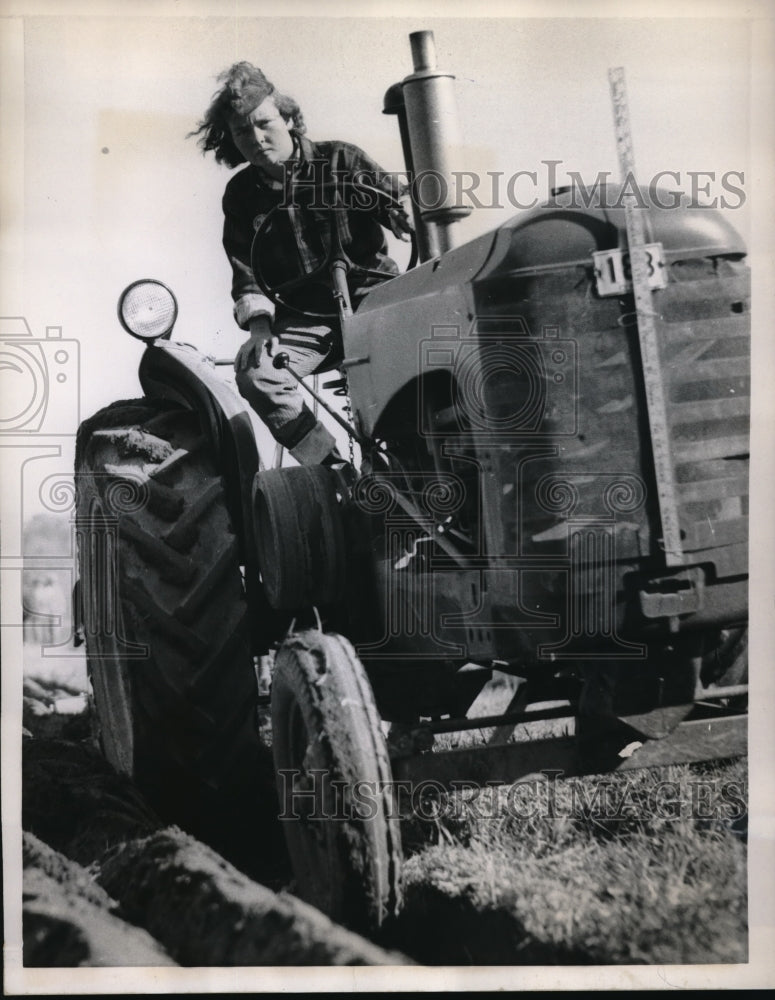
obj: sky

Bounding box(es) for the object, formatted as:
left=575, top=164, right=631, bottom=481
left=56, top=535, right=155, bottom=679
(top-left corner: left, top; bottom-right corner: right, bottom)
left=1, top=3, right=764, bottom=522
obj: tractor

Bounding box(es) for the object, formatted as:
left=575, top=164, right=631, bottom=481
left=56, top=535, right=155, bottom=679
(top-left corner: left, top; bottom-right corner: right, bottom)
left=74, top=31, right=749, bottom=932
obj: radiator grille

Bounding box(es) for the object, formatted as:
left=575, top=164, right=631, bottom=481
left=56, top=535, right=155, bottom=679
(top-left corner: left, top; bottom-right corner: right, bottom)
left=659, top=265, right=750, bottom=560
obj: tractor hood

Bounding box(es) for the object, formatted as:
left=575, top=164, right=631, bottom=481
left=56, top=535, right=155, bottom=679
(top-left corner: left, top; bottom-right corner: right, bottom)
left=343, top=186, right=747, bottom=439
left=474, top=185, right=747, bottom=281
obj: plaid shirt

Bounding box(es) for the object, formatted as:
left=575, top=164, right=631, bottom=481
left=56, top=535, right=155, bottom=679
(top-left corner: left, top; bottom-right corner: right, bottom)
left=222, top=136, right=404, bottom=329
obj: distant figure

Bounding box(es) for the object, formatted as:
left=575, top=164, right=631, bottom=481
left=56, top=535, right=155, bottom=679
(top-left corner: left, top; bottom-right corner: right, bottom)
left=22, top=514, right=72, bottom=646
left=23, top=571, right=62, bottom=645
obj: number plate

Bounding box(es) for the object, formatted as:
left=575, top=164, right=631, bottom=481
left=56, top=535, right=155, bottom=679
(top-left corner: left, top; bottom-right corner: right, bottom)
left=593, top=243, right=668, bottom=297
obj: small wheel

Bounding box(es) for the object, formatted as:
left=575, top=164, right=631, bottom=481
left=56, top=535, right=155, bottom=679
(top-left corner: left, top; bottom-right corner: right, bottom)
left=271, top=630, right=402, bottom=931
left=252, top=466, right=345, bottom=611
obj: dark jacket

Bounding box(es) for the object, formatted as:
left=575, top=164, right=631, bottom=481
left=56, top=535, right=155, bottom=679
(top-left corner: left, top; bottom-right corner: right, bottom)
left=222, top=136, right=404, bottom=328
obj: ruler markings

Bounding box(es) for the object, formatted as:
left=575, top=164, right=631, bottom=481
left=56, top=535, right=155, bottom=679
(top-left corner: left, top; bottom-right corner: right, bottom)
left=608, top=66, right=684, bottom=566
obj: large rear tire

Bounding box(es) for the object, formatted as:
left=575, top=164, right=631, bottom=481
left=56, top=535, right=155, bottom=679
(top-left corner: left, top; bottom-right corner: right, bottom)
left=75, top=398, right=283, bottom=879
left=271, top=630, right=402, bottom=933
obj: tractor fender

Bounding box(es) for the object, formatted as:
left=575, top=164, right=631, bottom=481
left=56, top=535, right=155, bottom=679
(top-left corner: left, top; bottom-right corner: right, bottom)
left=138, top=340, right=261, bottom=566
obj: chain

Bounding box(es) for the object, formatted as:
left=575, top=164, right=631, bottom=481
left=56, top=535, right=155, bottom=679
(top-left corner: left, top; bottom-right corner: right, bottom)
left=343, top=372, right=355, bottom=466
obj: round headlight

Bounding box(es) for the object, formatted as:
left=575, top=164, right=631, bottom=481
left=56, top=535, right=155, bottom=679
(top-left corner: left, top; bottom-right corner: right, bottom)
left=118, top=280, right=178, bottom=342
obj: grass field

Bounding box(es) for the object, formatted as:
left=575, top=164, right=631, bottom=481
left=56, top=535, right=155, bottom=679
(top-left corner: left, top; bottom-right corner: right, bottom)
left=393, top=756, right=747, bottom=964
left=389, top=673, right=748, bottom=965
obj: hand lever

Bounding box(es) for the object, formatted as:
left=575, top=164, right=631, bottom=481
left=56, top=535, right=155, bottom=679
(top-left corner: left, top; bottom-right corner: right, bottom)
left=272, top=352, right=364, bottom=446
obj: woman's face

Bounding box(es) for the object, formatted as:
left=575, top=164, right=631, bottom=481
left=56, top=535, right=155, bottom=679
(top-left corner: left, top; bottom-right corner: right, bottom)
left=229, top=95, right=295, bottom=172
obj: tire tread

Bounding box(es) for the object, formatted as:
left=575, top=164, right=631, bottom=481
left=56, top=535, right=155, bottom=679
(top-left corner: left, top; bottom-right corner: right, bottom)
left=75, top=398, right=264, bottom=825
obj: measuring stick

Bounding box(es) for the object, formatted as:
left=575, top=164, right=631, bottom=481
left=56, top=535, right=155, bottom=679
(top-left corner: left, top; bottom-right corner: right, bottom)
left=608, top=66, right=683, bottom=566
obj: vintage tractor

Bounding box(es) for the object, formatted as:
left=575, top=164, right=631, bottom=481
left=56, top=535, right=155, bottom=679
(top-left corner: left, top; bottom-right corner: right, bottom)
left=74, top=32, right=749, bottom=932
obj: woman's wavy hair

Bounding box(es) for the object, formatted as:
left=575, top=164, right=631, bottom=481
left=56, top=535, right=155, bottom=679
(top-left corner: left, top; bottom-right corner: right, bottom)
left=190, top=62, right=306, bottom=168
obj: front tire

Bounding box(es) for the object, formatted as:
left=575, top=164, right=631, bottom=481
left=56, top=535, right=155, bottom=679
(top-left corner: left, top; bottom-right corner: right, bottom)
left=271, top=630, right=402, bottom=932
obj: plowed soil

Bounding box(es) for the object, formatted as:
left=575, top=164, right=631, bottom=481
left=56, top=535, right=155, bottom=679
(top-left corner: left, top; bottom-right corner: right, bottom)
left=20, top=682, right=410, bottom=967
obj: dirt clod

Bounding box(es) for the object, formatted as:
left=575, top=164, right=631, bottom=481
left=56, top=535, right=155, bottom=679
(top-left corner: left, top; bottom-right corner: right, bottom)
left=21, top=738, right=410, bottom=966
left=23, top=832, right=116, bottom=912
left=97, top=828, right=412, bottom=966
left=23, top=837, right=176, bottom=968
left=22, top=738, right=163, bottom=865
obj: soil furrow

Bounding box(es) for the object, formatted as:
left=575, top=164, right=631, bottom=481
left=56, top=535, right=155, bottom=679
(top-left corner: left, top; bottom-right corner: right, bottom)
left=21, top=731, right=411, bottom=967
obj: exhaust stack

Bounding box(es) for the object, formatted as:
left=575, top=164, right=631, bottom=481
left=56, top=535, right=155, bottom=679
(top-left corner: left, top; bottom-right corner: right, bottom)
left=383, top=30, right=471, bottom=260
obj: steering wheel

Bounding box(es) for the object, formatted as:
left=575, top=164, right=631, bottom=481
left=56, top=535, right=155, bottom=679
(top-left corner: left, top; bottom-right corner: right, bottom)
left=250, top=179, right=418, bottom=320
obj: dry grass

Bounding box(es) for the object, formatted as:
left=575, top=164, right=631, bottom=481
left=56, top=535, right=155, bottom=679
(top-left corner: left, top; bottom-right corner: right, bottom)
left=394, top=757, right=748, bottom=964
left=389, top=671, right=748, bottom=963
